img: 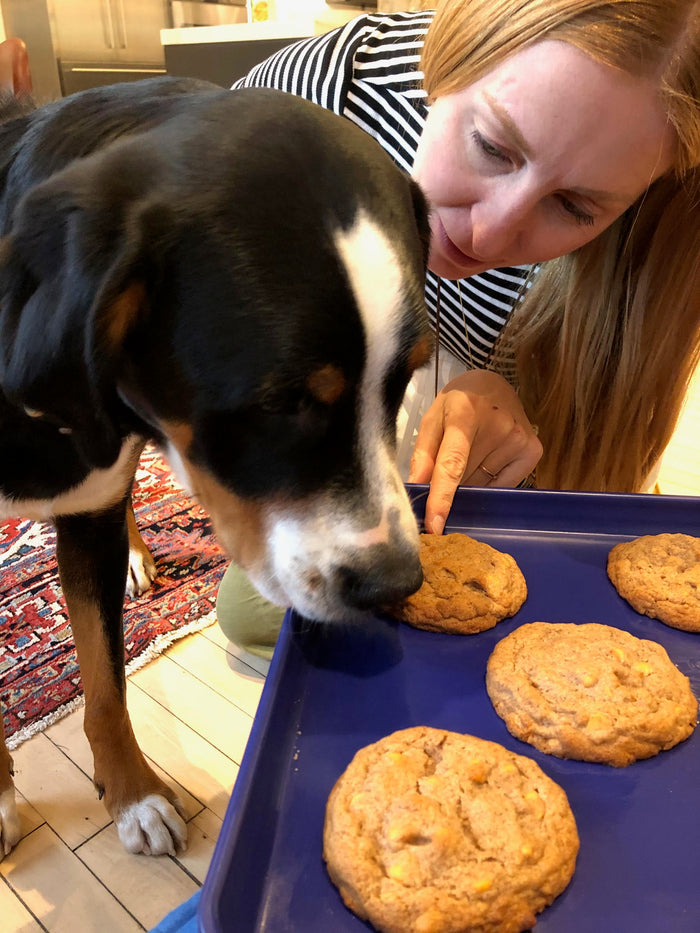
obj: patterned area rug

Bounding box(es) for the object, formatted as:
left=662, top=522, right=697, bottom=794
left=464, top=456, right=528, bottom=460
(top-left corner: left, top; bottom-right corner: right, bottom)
left=0, top=446, right=228, bottom=750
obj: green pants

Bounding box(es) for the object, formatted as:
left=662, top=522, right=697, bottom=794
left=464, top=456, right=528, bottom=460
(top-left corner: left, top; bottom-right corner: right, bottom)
left=215, top=562, right=285, bottom=660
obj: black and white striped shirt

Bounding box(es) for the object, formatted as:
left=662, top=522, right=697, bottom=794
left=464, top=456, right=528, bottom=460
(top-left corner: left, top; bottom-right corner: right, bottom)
left=232, top=10, right=530, bottom=369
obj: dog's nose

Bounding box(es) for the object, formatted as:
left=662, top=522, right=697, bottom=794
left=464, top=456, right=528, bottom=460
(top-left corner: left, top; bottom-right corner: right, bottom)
left=336, top=544, right=423, bottom=611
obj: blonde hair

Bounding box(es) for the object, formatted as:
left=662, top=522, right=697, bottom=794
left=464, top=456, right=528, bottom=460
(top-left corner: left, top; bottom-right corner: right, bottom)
left=421, top=1, right=700, bottom=491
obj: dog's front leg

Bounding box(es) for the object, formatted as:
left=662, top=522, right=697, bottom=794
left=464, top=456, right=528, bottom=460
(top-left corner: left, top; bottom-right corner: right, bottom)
left=126, top=493, right=157, bottom=597
left=55, top=503, right=187, bottom=856
left=0, top=720, right=21, bottom=858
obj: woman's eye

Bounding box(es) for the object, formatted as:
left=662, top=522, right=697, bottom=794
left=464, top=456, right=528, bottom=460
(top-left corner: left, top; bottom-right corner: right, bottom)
left=557, top=195, right=595, bottom=227
left=472, top=130, right=510, bottom=163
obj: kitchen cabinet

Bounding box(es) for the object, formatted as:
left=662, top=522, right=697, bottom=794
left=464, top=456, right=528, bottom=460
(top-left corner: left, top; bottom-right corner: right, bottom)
left=53, top=0, right=167, bottom=63
left=0, top=0, right=170, bottom=99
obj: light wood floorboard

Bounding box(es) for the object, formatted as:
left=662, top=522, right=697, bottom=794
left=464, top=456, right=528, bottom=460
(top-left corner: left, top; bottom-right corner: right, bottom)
left=1, top=371, right=698, bottom=931
left=1, top=627, right=264, bottom=931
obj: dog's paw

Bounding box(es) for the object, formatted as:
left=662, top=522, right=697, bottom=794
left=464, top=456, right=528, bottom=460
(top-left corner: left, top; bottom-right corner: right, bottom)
left=115, top=793, right=188, bottom=856
left=0, top=786, right=21, bottom=859
left=126, top=545, right=157, bottom=598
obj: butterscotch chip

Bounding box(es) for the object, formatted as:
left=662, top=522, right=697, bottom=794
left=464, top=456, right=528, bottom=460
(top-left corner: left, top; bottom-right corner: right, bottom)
left=388, top=533, right=527, bottom=634
left=323, top=727, right=579, bottom=933
left=486, top=622, right=697, bottom=767
left=607, top=533, right=700, bottom=632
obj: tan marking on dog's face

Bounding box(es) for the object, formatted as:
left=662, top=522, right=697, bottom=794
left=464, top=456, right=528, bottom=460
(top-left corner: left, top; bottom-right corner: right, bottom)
left=164, top=421, right=195, bottom=453
left=306, top=364, right=347, bottom=406
left=161, top=421, right=269, bottom=577
left=187, top=464, right=268, bottom=572
left=104, top=282, right=146, bottom=350
left=408, top=334, right=434, bottom=373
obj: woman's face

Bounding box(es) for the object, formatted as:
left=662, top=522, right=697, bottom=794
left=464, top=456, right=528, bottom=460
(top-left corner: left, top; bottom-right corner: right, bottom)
left=412, top=40, right=675, bottom=279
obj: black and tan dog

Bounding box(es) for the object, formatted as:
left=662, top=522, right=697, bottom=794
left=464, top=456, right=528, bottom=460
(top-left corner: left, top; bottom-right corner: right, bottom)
left=0, top=78, right=432, bottom=857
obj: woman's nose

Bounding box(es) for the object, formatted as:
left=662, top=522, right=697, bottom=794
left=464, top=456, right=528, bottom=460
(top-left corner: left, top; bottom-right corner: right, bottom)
left=470, top=192, right=533, bottom=262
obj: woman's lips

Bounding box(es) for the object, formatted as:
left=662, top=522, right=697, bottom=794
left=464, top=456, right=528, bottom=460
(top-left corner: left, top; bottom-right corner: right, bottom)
left=432, top=214, right=491, bottom=274
left=435, top=216, right=480, bottom=265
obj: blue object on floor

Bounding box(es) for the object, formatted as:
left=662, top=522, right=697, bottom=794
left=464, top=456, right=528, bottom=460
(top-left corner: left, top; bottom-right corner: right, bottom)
left=150, top=890, right=200, bottom=932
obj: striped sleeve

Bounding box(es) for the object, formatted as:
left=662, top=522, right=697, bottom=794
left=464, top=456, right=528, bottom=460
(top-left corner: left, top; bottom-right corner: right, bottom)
left=230, top=17, right=380, bottom=114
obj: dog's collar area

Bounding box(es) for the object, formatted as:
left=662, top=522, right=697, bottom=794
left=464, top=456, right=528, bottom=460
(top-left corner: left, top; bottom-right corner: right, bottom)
left=23, top=405, right=73, bottom=434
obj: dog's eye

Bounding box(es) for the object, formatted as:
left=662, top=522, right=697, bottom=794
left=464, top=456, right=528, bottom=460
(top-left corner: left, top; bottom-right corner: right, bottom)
left=260, top=391, right=314, bottom=417
left=260, top=368, right=349, bottom=419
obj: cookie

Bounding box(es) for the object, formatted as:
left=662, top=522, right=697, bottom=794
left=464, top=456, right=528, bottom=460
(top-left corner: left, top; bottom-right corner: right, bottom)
left=388, top=533, right=527, bottom=634
left=607, top=533, right=700, bottom=632
left=323, top=726, right=579, bottom=933
left=486, top=622, right=697, bottom=767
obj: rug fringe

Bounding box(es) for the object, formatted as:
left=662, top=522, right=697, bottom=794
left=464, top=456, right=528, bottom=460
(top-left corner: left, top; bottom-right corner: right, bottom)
left=6, top=609, right=219, bottom=751
left=6, top=694, right=87, bottom=752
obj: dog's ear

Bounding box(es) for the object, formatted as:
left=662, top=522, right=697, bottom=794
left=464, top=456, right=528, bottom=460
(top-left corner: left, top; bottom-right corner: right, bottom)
left=408, top=178, right=431, bottom=269
left=0, top=149, right=173, bottom=468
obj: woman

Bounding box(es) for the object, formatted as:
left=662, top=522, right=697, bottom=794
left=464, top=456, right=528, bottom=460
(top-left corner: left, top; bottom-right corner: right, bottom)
left=219, top=0, right=700, bottom=657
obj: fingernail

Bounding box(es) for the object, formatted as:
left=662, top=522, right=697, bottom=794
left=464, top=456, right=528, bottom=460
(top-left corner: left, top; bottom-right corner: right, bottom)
left=432, top=515, right=445, bottom=535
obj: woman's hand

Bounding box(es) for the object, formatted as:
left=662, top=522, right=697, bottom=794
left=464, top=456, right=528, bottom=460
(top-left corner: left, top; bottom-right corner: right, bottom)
left=407, top=369, right=543, bottom=534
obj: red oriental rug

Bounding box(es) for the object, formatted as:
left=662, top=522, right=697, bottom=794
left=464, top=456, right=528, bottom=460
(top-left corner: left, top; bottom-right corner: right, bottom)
left=0, top=446, right=228, bottom=750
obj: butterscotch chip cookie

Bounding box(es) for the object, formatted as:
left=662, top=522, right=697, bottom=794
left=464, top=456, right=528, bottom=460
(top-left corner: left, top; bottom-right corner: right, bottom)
left=388, top=533, right=527, bottom=634
left=607, top=533, right=700, bottom=632
left=323, top=726, right=579, bottom=933
left=486, top=622, right=697, bottom=767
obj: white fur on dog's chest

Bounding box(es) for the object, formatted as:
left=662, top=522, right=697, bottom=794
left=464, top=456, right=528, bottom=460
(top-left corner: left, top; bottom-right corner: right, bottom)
left=0, top=434, right=144, bottom=522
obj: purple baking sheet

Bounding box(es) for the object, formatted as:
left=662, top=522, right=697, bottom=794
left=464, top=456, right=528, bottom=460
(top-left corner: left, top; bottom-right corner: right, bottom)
left=199, top=486, right=700, bottom=932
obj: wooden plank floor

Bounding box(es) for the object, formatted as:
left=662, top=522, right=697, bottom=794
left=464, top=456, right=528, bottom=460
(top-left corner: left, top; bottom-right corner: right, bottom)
left=1, top=370, right=699, bottom=931
left=1, top=623, right=269, bottom=932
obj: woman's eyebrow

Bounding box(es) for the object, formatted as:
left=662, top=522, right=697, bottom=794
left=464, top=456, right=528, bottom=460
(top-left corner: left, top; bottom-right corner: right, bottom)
left=483, top=92, right=533, bottom=158
left=568, top=185, right=627, bottom=204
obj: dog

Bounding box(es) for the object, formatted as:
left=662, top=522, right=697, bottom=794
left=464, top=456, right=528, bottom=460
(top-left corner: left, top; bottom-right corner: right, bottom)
left=0, top=77, right=432, bottom=858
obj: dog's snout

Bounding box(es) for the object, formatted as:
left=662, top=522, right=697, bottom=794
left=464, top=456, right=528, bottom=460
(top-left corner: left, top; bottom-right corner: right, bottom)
left=337, top=544, right=423, bottom=611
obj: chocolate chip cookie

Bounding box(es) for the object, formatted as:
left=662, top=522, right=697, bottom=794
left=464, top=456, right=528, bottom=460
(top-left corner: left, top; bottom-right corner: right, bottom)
left=486, top=622, right=697, bottom=767
left=607, top=533, right=700, bottom=631
left=323, top=726, right=579, bottom=933
left=388, top=533, right=527, bottom=634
